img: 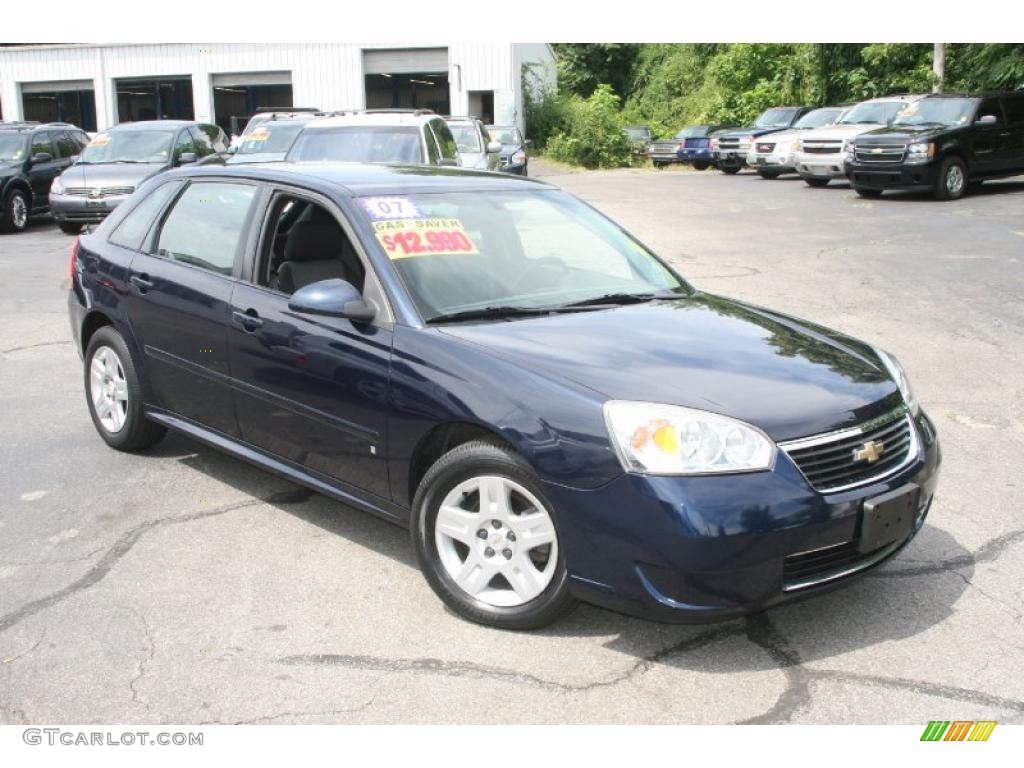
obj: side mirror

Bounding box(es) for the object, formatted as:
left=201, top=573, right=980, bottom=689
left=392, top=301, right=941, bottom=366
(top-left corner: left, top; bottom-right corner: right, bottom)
left=226, top=145, right=237, bottom=154
left=31, top=152, right=52, bottom=164
left=486, top=140, right=502, bottom=154
left=524, top=139, right=533, bottom=148
left=177, top=152, right=198, bottom=165
left=70, top=154, right=81, bottom=164
left=288, top=278, right=376, bottom=322
left=976, top=114, right=998, bottom=126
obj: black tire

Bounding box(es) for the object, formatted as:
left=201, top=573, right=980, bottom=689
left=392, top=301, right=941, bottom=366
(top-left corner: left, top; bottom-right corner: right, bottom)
left=720, top=165, right=741, bottom=175
left=0, top=188, right=30, bottom=233
left=757, top=170, right=781, bottom=180
left=58, top=221, right=83, bottom=235
left=853, top=186, right=883, bottom=199
left=412, top=440, right=578, bottom=630
left=692, top=160, right=710, bottom=171
left=653, top=160, right=666, bottom=169
left=803, top=177, right=830, bottom=188
left=934, top=156, right=968, bottom=201
left=84, top=326, right=167, bottom=452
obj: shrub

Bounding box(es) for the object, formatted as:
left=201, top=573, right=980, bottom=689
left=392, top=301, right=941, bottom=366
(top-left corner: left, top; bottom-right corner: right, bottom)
left=544, top=84, right=632, bottom=169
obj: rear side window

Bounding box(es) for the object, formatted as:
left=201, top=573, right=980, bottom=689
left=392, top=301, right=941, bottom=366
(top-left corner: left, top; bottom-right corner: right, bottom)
left=31, top=132, right=55, bottom=158
left=109, top=181, right=183, bottom=251
left=430, top=120, right=459, bottom=161
left=54, top=132, right=81, bottom=159
left=156, top=182, right=256, bottom=275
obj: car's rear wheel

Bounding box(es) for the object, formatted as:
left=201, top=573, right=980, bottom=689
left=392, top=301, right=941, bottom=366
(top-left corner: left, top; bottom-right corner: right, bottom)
left=934, top=156, right=967, bottom=201
left=412, top=440, right=577, bottom=630
left=692, top=160, right=710, bottom=171
left=0, top=189, right=30, bottom=233
left=84, top=327, right=166, bottom=451
left=58, top=222, right=83, bottom=235
left=757, top=170, right=781, bottom=180
left=803, top=177, right=830, bottom=188
left=853, top=186, right=883, bottom=198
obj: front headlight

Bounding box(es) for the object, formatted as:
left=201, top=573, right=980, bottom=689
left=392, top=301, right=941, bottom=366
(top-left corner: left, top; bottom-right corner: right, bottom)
left=604, top=401, right=776, bottom=475
left=906, top=142, right=935, bottom=163
left=51, top=176, right=65, bottom=195
left=511, top=150, right=527, bottom=165
left=874, top=348, right=920, bottom=416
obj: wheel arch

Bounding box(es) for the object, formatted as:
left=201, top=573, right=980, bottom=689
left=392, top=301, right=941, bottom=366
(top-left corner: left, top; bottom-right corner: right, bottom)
left=80, top=309, right=115, bottom=355
left=3, top=177, right=32, bottom=207
left=407, top=420, right=518, bottom=507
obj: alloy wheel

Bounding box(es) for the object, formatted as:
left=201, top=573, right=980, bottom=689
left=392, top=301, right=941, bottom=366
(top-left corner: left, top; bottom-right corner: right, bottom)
left=89, top=346, right=129, bottom=433
left=434, top=475, right=558, bottom=607
left=11, top=195, right=27, bottom=229
left=946, top=164, right=965, bottom=197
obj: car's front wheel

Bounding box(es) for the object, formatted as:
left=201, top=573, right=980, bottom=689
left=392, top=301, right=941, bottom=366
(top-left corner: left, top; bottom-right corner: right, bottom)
left=0, top=189, right=30, bottom=233
left=412, top=440, right=577, bottom=629
left=853, top=186, right=883, bottom=198
left=692, top=160, right=710, bottom=171
left=757, top=169, right=781, bottom=180
left=84, top=327, right=167, bottom=451
left=935, top=156, right=968, bottom=201
left=720, top=165, right=741, bottom=175
left=803, top=177, right=830, bottom=188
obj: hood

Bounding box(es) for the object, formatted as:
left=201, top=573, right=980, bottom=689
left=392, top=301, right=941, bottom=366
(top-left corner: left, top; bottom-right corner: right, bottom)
left=457, top=151, right=489, bottom=170
left=753, top=128, right=803, bottom=145
left=855, top=124, right=954, bottom=143
left=0, top=161, right=21, bottom=176
left=719, top=126, right=791, bottom=139
left=438, top=294, right=900, bottom=442
left=800, top=123, right=889, bottom=142
left=499, top=143, right=524, bottom=154
left=59, top=162, right=166, bottom=188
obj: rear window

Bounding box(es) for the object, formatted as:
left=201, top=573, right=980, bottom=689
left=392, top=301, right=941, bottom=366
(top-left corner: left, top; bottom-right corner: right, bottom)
left=674, top=126, right=709, bottom=139
left=288, top=126, right=424, bottom=164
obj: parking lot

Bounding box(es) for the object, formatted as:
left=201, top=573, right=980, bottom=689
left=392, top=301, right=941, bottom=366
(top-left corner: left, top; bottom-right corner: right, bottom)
left=1, top=162, right=1023, bottom=725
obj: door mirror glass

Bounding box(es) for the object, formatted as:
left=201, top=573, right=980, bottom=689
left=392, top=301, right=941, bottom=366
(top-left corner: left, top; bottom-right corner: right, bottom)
left=486, top=140, right=502, bottom=154
left=31, top=152, right=53, bottom=164
left=524, top=139, right=533, bottom=148
left=975, top=113, right=998, bottom=126
left=288, top=278, right=376, bottom=322
left=177, top=152, right=198, bottom=165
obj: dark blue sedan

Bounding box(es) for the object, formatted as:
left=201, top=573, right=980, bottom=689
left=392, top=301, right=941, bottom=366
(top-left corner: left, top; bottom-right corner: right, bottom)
left=68, top=163, right=940, bottom=629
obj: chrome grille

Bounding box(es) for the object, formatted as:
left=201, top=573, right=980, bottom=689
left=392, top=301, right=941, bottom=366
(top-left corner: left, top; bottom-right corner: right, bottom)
left=802, top=140, right=842, bottom=155
left=718, top=138, right=740, bottom=150
left=780, top=407, right=917, bottom=493
left=63, top=186, right=134, bottom=198
left=854, top=143, right=906, bottom=163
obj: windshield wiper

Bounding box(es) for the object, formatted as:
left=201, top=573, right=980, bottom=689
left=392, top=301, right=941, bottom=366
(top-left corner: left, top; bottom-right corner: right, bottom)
left=426, top=305, right=581, bottom=324
left=559, top=290, right=688, bottom=309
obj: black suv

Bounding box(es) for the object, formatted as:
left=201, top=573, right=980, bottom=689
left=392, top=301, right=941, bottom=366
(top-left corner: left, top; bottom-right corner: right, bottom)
left=845, top=92, right=1024, bottom=200
left=0, top=121, right=89, bottom=233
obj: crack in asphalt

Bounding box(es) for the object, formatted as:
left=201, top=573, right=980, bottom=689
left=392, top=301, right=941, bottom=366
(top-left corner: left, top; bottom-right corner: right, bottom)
left=0, top=340, right=72, bottom=357
left=0, top=498, right=264, bottom=638
left=870, top=527, right=1024, bottom=579
left=196, top=693, right=379, bottom=725
left=122, top=606, right=155, bottom=713
left=736, top=614, right=811, bottom=724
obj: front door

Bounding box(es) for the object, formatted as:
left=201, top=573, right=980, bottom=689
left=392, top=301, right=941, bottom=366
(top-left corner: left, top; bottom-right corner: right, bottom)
left=126, top=179, right=259, bottom=436
left=228, top=192, right=393, bottom=499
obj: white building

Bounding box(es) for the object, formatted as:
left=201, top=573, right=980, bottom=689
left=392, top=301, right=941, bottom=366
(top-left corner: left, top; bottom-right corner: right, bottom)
left=0, top=43, right=556, bottom=135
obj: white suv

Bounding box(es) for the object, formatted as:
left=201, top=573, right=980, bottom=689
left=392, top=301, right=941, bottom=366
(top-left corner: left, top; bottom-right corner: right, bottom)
left=286, top=110, right=462, bottom=167
left=794, top=95, right=925, bottom=187
left=744, top=106, right=847, bottom=178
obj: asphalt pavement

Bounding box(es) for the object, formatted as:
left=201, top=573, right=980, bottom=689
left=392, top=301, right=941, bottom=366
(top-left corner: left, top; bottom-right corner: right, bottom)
left=1, top=161, right=1022, bottom=724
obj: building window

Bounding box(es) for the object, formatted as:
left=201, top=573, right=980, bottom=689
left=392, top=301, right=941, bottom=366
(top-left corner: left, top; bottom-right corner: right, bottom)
left=116, top=78, right=194, bottom=123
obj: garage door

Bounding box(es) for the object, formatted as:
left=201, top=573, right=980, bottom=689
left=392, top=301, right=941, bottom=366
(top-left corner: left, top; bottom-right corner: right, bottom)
left=363, top=48, right=448, bottom=75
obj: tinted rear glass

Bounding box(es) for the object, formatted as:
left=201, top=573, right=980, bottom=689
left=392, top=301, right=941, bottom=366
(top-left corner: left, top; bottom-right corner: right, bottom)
left=288, top=126, right=423, bottom=164
left=236, top=123, right=306, bottom=155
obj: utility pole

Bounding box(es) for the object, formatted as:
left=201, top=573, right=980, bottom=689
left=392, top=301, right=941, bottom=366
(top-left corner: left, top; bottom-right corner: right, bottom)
left=933, top=43, right=945, bottom=93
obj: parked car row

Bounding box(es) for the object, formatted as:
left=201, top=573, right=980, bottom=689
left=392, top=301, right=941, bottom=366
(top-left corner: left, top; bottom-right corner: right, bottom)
left=1, top=110, right=532, bottom=235
left=636, top=91, right=1024, bottom=200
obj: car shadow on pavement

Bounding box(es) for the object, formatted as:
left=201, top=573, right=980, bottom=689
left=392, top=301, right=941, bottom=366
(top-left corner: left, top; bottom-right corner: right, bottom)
left=146, top=431, right=973, bottom=674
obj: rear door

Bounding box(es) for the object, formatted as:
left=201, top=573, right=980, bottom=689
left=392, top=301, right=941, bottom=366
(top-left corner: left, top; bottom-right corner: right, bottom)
left=227, top=188, right=393, bottom=499
left=971, top=98, right=1009, bottom=175
left=126, top=179, right=260, bottom=435
left=1002, top=95, right=1024, bottom=172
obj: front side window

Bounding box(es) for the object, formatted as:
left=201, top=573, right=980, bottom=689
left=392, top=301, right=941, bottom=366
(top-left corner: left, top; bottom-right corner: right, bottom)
left=156, top=182, right=256, bottom=275
left=839, top=101, right=906, bottom=126
left=80, top=130, right=175, bottom=164
left=1004, top=96, right=1024, bottom=126
left=753, top=109, right=798, bottom=128
left=109, top=180, right=184, bottom=250
left=892, top=98, right=977, bottom=127
left=487, top=126, right=522, bottom=145
left=0, top=133, right=29, bottom=161
left=447, top=122, right=482, bottom=153
left=288, top=126, right=424, bottom=164
left=974, top=98, right=1005, bottom=124
left=174, top=130, right=199, bottom=162
left=358, top=190, right=685, bottom=321
left=189, top=127, right=215, bottom=157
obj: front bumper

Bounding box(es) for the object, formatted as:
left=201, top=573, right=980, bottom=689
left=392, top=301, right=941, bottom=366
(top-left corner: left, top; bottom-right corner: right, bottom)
left=546, top=410, right=940, bottom=623
left=714, top=148, right=750, bottom=167
left=747, top=150, right=797, bottom=171
left=846, top=160, right=939, bottom=190
left=795, top=152, right=848, bottom=179
left=500, top=162, right=527, bottom=176
left=677, top=147, right=713, bottom=164
left=51, top=192, right=129, bottom=223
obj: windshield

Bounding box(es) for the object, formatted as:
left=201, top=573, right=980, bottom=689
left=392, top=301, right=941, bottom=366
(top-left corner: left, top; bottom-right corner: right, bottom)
left=795, top=108, right=844, bottom=129
left=447, top=123, right=482, bottom=153
left=487, top=126, right=522, bottom=145
left=625, top=127, right=651, bottom=139
left=236, top=122, right=306, bottom=155
left=80, top=131, right=174, bottom=163
left=288, top=126, right=423, bottom=164
left=0, top=134, right=28, bottom=162
left=674, top=126, right=710, bottom=139
left=838, top=101, right=905, bottom=125
left=753, top=109, right=798, bottom=128
left=358, top=189, right=686, bottom=322
left=893, top=98, right=976, bottom=127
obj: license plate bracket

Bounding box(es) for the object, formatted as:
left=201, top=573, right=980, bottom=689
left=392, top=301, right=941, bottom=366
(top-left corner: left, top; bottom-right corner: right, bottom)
left=859, top=484, right=919, bottom=553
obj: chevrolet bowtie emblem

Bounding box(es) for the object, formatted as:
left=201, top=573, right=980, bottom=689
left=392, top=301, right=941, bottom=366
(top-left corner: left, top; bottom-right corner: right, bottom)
left=871, top=147, right=883, bottom=154
left=853, top=440, right=885, bottom=463
left=90, top=188, right=101, bottom=198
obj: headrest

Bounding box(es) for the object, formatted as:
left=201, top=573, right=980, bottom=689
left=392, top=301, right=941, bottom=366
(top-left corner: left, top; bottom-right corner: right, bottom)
left=284, top=222, right=343, bottom=262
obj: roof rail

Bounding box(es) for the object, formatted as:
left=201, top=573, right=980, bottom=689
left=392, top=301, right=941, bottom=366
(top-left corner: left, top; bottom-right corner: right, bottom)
left=253, top=106, right=320, bottom=115
left=361, top=108, right=435, bottom=116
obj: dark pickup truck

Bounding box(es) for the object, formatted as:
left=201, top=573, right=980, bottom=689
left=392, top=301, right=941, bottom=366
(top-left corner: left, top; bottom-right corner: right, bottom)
left=712, top=106, right=813, bottom=174
left=845, top=92, right=1024, bottom=200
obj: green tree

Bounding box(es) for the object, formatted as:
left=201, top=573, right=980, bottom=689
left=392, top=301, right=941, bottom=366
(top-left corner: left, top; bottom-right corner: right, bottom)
left=552, top=44, right=641, bottom=99
left=545, top=84, right=632, bottom=168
